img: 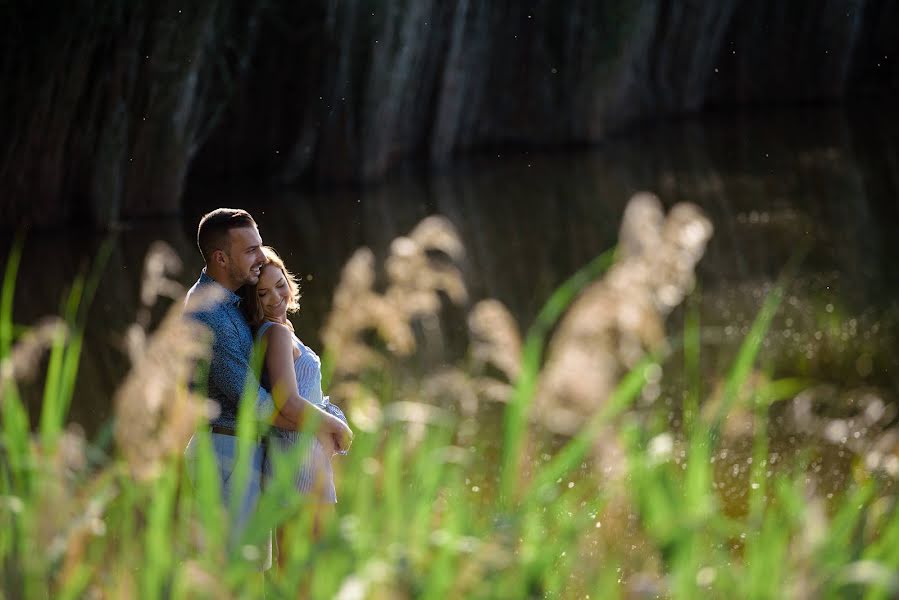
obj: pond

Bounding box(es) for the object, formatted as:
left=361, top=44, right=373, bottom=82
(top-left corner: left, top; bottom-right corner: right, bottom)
left=4, top=106, right=898, bottom=461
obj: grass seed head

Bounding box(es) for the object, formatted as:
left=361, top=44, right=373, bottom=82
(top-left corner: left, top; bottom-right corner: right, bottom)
left=467, top=299, right=522, bottom=381
left=0, top=317, right=67, bottom=391
left=114, top=305, right=217, bottom=480
left=114, top=243, right=221, bottom=480
left=323, top=217, right=468, bottom=380
left=534, top=193, right=712, bottom=434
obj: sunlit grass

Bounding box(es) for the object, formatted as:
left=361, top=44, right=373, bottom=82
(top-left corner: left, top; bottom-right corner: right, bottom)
left=2, top=234, right=898, bottom=599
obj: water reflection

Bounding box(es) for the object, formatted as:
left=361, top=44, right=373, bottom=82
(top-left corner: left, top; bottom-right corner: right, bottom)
left=2, top=106, right=897, bottom=437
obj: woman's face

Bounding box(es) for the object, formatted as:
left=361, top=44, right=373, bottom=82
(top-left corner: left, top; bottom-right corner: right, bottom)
left=256, top=263, right=291, bottom=322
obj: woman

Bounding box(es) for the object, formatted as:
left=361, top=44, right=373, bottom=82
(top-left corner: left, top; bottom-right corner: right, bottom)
left=241, top=246, right=352, bottom=538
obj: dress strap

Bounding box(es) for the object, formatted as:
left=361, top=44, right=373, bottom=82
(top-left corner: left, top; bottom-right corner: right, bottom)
left=255, top=320, right=277, bottom=340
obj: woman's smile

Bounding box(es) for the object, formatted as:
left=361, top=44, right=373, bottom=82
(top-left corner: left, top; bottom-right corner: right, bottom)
left=257, top=264, right=291, bottom=321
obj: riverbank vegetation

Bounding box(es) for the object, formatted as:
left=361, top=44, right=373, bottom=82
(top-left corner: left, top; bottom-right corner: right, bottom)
left=2, top=199, right=897, bottom=599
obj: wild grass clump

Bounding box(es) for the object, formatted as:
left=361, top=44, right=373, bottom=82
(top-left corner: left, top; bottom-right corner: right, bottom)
left=2, top=196, right=898, bottom=599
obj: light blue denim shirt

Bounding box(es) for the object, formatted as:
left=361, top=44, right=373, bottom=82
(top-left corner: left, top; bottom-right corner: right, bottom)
left=184, top=269, right=275, bottom=429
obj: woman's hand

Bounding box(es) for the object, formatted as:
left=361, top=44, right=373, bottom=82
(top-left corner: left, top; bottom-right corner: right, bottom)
left=314, top=406, right=354, bottom=455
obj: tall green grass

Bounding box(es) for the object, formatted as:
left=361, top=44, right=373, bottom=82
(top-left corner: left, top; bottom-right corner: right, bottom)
left=1, top=246, right=898, bottom=599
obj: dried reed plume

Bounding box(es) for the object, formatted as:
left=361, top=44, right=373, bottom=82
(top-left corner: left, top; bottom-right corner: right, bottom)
left=322, top=215, right=468, bottom=379
left=0, top=317, right=67, bottom=394
left=533, top=193, right=713, bottom=434
left=124, top=241, right=186, bottom=362
left=321, top=199, right=713, bottom=464
left=467, top=299, right=522, bottom=383
left=459, top=194, right=713, bottom=438
left=114, top=242, right=218, bottom=480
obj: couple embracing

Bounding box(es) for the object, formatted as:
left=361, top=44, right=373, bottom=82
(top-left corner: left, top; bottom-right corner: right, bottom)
left=183, top=208, right=352, bottom=569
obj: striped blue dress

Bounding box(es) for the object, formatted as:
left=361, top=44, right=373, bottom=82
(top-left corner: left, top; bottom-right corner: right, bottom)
left=257, top=321, right=343, bottom=503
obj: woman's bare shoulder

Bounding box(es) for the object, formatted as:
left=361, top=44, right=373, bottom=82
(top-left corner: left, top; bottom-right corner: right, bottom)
left=260, top=321, right=293, bottom=343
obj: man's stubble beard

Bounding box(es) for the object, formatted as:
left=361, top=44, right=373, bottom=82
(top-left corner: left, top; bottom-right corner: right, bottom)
left=227, top=254, right=258, bottom=287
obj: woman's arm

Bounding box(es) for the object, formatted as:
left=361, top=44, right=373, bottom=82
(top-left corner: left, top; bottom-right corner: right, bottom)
left=262, top=323, right=307, bottom=429
left=263, top=323, right=354, bottom=452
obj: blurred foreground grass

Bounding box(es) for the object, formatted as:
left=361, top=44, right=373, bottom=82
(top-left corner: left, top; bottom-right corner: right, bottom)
left=2, top=223, right=898, bottom=600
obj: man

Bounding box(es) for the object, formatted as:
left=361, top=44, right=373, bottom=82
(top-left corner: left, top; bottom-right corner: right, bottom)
left=183, top=208, right=350, bottom=569
left=186, top=208, right=271, bottom=424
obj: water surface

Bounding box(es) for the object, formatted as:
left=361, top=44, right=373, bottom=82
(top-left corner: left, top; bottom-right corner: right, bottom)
left=4, top=107, right=897, bottom=440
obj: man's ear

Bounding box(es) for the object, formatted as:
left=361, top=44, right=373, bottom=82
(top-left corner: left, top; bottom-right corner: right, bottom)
left=212, top=249, right=227, bottom=267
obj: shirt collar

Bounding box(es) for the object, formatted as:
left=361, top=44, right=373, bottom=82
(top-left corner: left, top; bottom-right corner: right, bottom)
left=199, top=268, right=242, bottom=306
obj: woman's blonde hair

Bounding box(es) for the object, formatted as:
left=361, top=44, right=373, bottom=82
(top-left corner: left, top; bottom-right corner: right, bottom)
left=241, top=245, right=302, bottom=328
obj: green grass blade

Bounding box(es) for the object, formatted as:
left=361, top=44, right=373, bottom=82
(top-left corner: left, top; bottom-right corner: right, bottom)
left=1, top=383, right=30, bottom=491
left=1, top=237, right=32, bottom=492
left=818, top=481, right=877, bottom=570
left=421, top=468, right=467, bottom=600
left=683, top=422, right=714, bottom=524
left=0, top=234, right=23, bottom=357
left=709, top=248, right=806, bottom=444
left=500, top=248, right=615, bottom=504
left=57, top=564, right=93, bottom=600
left=39, top=297, right=77, bottom=446
left=525, top=357, right=656, bottom=504
left=708, top=285, right=783, bottom=441
left=188, top=429, right=226, bottom=554
left=40, top=240, right=113, bottom=447
left=55, top=239, right=113, bottom=426
left=862, top=505, right=899, bottom=600
left=227, top=343, right=266, bottom=540
left=683, top=289, right=701, bottom=431
left=408, top=426, right=454, bottom=555
left=142, top=468, right=178, bottom=599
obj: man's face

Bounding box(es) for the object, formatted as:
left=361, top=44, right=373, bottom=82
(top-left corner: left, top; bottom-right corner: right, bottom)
left=223, top=226, right=266, bottom=288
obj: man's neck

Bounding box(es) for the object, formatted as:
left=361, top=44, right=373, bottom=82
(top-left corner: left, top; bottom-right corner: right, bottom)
left=203, top=266, right=239, bottom=292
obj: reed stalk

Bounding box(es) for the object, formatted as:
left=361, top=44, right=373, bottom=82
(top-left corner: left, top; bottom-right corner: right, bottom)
left=1, top=237, right=897, bottom=599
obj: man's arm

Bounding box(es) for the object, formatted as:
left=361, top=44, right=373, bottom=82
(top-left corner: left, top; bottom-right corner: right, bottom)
left=191, top=309, right=279, bottom=426
left=211, top=335, right=278, bottom=424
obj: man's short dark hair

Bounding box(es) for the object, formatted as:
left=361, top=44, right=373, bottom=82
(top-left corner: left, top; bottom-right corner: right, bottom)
left=197, top=208, right=257, bottom=263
